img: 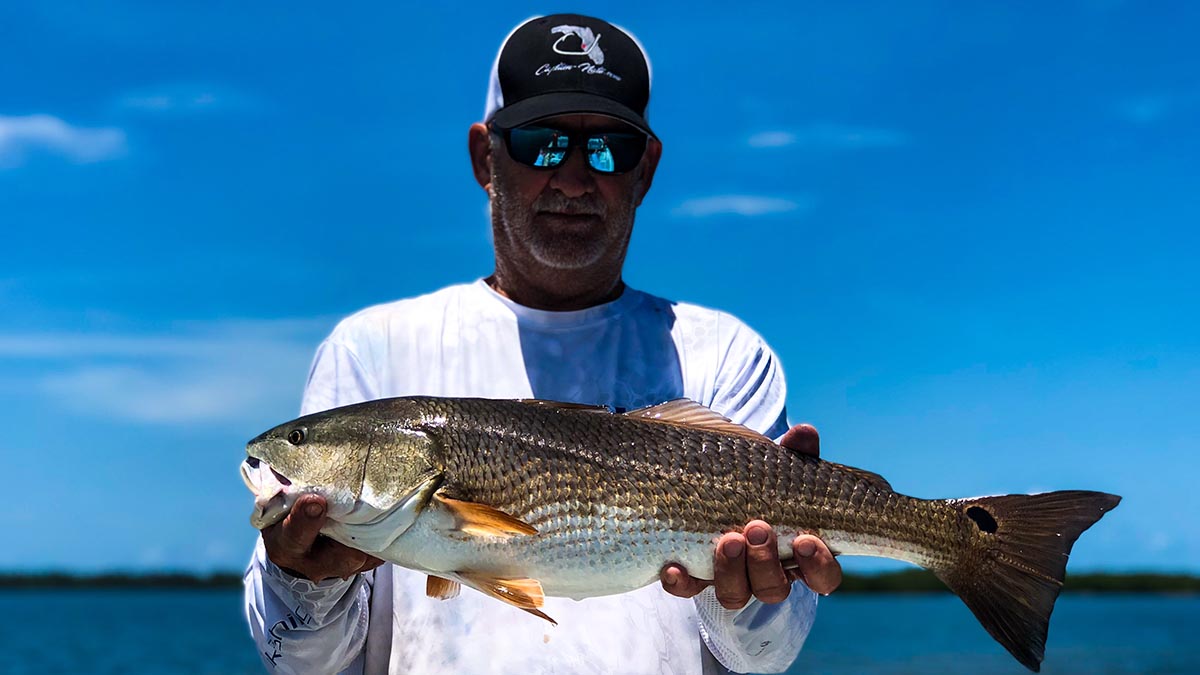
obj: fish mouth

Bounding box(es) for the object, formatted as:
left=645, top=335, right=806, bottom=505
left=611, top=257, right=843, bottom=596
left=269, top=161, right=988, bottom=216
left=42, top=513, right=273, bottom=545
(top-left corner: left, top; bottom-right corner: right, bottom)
left=242, top=457, right=295, bottom=530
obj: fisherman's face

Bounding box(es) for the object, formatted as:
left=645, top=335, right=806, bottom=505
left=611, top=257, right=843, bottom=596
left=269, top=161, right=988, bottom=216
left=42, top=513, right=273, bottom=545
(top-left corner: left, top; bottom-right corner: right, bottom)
left=488, top=114, right=658, bottom=272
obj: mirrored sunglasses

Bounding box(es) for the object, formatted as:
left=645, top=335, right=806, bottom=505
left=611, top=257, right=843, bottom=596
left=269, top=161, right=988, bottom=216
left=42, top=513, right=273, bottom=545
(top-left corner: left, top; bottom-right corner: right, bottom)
left=497, top=124, right=648, bottom=175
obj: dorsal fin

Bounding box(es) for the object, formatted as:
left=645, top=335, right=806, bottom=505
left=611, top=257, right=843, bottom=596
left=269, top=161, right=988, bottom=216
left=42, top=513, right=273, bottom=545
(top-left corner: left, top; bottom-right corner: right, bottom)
left=625, top=399, right=772, bottom=443
left=824, top=461, right=893, bottom=491
left=515, top=399, right=612, bottom=413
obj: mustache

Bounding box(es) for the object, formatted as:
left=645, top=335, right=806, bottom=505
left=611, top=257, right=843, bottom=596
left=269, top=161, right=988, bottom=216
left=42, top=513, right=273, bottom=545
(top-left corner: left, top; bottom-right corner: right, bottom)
left=534, top=192, right=605, bottom=216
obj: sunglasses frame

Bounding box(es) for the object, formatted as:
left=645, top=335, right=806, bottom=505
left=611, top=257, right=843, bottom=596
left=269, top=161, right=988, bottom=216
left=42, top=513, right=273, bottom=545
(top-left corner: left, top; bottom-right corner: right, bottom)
left=491, top=122, right=649, bottom=175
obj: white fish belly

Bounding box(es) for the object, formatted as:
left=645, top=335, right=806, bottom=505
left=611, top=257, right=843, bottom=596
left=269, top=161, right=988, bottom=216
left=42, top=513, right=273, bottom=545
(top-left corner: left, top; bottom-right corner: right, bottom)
left=379, top=503, right=722, bottom=600
left=819, top=529, right=945, bottom=569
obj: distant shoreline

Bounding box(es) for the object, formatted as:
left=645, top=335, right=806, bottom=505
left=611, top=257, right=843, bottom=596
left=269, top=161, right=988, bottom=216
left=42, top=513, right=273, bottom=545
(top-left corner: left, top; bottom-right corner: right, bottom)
left=3, top=569, right=1197, bottom=593
left=0, top=572, right=243, bottom=590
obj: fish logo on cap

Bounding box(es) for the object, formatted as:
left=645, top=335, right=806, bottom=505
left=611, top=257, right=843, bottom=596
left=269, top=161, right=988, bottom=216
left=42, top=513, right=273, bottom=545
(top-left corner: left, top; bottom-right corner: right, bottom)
left=551, top=25, right=604, bottom=65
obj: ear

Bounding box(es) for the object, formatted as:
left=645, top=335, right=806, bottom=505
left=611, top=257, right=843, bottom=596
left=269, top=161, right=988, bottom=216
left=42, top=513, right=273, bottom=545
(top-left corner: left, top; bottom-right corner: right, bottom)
left=632, top=137, right=662, bottom=207
left=468, top=123, right=493, bottom=192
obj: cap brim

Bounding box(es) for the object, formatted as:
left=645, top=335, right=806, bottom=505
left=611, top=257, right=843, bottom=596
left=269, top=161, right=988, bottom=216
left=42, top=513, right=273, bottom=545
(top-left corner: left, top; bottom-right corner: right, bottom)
left=490, top=92, right=656, bottom=138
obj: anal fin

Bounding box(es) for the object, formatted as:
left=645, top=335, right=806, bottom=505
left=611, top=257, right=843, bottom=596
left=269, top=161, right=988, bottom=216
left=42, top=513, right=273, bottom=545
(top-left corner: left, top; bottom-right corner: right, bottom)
left=426, top=575, right=461, bottom=600
left=458, top=571, right=556, bottom=625
left=435, top=493, right=538, bottom=538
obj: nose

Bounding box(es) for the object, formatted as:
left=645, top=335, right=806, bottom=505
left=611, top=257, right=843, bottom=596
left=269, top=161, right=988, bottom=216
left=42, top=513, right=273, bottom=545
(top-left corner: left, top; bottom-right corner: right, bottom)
left=548, top=145, right=595, bottom=198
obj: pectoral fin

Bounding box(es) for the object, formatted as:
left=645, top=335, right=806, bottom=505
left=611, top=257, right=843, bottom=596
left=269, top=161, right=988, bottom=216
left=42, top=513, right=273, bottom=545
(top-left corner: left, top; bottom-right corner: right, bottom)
left=434, top=493, right=538, bottom=538
left=426, top=575, right=461, bottom=600
left=458, top=571, right=556, bottom=625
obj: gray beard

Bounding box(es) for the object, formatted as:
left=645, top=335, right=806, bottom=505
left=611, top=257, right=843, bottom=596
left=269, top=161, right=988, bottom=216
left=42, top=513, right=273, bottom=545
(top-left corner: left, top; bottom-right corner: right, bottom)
left=490, top=173, right=637, bottom=272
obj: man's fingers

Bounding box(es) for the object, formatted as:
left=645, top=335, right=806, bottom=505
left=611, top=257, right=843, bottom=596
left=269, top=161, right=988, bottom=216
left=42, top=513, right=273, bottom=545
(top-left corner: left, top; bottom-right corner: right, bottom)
left=660, top=563, right=710, bottom=599
left=308, top=537, right=371, bottom=580
left=791, top=534, right=842, bottom=595
left=257, top=494, right=383, bottom=582
left=712, top=533, right=751, bottom=609
left=262, top=495, right=334, bottom=579
left=275, top=495, right=327, bottom=556
left=779, top=423, right=820, bottom=458
left=356, top=555, right=386, bottom=576
left=744, top=521, right=791, bottom=604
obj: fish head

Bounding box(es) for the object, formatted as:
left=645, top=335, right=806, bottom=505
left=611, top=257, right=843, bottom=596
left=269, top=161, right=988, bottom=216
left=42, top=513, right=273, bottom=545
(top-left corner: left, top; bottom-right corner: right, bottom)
left=242, top=400, right=443, bottom=531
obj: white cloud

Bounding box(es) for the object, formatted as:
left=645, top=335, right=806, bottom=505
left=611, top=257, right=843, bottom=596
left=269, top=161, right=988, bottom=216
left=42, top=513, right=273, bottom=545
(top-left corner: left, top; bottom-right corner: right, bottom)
left=673, top=194, right=813, bottom=218
left=0, top=319, right=328, bottom=359
left=0, top=334, right=210, bottom=359
left=1, top=319, right=331, bottom=425
left=115, top=84, right=258, bottom=114
left=120, top=92, right=217, bottom=112
left=748, top=123, right=909, bottom=150
left=0, top=114, right=127, bottom=168
left=747, top=131, right=798, bottom=148
left=41, top=365, right=286, bottom=424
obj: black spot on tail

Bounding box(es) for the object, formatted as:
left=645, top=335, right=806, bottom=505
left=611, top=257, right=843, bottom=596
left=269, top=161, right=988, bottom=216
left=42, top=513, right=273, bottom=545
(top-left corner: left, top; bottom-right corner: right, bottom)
left=967, top=505, right=999, bottom=533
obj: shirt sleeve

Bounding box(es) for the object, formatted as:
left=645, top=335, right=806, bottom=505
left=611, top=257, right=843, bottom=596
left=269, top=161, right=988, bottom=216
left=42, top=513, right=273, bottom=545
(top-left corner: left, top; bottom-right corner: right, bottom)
left=298, top=336, right=380, bottom=416
left=243, top=336, right=380, bottom=673
left=244, top=539, right=373, bottom=674
left=694, top=316, right=819, bottom=673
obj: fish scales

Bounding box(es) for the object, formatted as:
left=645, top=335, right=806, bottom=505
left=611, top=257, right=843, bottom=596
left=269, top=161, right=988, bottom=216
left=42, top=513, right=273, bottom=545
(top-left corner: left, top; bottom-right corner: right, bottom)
left=422, top=397, right=955, bottom=570
left=243, top=395, right=1120, bottom=672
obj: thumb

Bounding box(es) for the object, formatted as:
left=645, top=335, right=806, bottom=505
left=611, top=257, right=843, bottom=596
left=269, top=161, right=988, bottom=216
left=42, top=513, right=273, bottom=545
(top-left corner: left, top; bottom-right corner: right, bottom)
left=660, top=563, right=710, bottom=599
left=780, top=423, right=820, bottom=458
left=278, top=494, right=327, bottom=555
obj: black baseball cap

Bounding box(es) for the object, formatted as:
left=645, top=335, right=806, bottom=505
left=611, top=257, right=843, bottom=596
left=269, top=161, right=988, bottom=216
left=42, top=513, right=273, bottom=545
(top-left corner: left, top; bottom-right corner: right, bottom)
left=484, top=14, right=656, bottom=138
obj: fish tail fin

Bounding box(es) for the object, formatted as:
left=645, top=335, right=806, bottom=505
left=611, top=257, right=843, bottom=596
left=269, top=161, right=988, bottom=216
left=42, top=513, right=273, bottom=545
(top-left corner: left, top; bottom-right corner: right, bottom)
left=935, top=490, right=1120, bottom=672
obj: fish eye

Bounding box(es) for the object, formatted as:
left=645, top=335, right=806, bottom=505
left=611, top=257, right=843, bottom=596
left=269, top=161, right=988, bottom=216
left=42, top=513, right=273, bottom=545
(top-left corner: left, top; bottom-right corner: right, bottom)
left=287, top=428, right=306, bottom=445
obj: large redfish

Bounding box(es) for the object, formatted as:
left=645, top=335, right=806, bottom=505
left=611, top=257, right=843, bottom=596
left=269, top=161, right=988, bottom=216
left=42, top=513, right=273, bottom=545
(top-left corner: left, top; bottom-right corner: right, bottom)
left=241, top=396, right=1120, bottom=672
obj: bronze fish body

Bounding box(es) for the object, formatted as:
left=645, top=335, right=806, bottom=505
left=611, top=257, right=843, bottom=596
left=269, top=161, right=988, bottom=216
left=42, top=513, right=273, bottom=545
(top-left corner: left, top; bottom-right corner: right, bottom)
left=242, top=396, right=1120, bottom=672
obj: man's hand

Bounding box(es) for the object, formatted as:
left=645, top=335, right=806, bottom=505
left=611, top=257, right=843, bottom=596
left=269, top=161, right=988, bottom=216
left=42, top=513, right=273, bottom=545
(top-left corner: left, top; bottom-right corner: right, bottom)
left=261, top=494, right=384, bottom=582
left=660, top=423, right=843, bottom=607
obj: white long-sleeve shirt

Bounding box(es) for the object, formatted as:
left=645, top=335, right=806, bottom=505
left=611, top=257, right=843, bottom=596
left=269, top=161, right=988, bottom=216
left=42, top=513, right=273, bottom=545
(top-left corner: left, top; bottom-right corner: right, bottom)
left=244, top=280, right=817, bottom=674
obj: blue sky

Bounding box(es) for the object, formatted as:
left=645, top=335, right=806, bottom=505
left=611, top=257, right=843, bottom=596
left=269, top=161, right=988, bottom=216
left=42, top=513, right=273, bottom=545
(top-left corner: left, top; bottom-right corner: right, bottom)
left=2, top=2, right=1196, bottom=574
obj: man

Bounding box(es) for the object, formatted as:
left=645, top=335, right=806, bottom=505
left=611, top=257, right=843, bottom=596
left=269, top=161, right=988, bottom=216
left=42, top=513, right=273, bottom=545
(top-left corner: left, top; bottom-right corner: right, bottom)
left=245, top=13, right=841, bottom=674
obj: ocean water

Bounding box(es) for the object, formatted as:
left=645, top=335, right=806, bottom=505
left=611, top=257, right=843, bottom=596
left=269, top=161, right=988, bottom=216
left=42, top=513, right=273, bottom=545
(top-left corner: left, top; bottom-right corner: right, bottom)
left=0, top=590, right=1194, bottom=674
left=790, top=594, right=1199, bottom=675
left=0, top=589, right=260, bottom=675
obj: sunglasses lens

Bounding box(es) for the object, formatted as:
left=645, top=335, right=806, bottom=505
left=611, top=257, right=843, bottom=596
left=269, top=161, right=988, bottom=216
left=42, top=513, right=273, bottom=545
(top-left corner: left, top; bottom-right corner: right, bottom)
left=507, top=126, right=568, bottom=168
left=503, top=126, right=648, bottom=173
left=587, top=133, right=646, bottom=174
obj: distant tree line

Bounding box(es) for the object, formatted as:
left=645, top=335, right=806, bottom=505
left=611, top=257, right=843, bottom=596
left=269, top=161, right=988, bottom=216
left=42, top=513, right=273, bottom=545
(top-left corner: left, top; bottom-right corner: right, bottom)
left=836, top=569, right=1200, bottom=593
left=0, top=572, right=243, bottom=589
left=2, top=570, right=1198, bottom=592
